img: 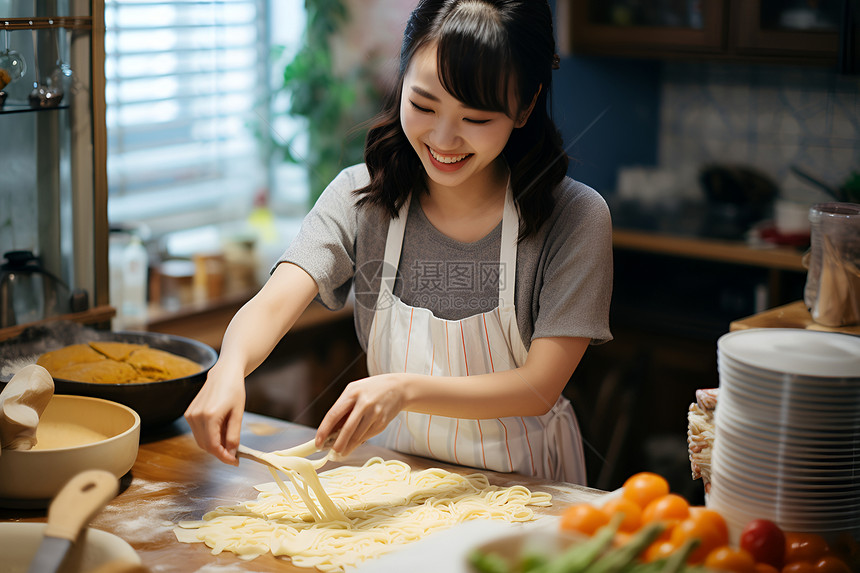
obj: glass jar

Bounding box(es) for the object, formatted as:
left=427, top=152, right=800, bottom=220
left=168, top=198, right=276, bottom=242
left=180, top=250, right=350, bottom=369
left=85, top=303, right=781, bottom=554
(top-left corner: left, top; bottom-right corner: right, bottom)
left=803, top=203, right=860, bottom=327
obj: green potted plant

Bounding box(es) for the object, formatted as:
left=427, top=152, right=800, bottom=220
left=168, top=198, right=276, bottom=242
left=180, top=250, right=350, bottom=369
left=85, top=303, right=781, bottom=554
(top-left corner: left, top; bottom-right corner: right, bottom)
left=269, top=0, right=380, bottom=208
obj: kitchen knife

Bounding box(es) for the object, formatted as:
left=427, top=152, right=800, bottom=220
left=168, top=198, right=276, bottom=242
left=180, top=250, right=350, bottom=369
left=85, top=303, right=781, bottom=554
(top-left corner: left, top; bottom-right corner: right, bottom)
left=27, top=469, right=119, bottom=573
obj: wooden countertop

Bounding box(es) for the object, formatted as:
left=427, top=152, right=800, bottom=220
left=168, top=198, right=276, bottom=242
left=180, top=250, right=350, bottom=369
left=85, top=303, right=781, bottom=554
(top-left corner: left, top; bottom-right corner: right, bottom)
left=730, top=300, right=860, bottom=335
left=613, top=229, right=807, bottom=272
left=0, top=413, right=607, bottom=572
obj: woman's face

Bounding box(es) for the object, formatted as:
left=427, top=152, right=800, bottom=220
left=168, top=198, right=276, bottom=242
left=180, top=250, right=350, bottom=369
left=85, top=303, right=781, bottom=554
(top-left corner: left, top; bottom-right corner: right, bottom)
left=400, top=44, right=521, bottom=195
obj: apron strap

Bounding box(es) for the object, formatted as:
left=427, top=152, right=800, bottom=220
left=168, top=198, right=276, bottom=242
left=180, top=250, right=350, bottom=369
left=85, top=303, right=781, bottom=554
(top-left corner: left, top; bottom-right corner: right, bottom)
left=499, top=186, right=519, bottom=309
left=377, top=195, right=411, bottom=310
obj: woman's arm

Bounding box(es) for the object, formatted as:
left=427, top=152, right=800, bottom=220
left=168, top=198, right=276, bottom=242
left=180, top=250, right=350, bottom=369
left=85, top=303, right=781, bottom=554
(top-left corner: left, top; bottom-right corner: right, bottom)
left=316, top=336, right=589, bottom=455
left=185, top=262, right=319, bottom=464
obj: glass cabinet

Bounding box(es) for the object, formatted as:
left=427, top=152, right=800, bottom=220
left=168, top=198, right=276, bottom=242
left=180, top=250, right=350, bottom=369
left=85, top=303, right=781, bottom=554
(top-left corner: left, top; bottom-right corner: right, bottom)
left=732, top=0, right=842, bottom=61
left=567, top=0, right=727, bottom=56
left=565, top=0, right=848, bottom=67
left=0, top=0, right=109, bottom=339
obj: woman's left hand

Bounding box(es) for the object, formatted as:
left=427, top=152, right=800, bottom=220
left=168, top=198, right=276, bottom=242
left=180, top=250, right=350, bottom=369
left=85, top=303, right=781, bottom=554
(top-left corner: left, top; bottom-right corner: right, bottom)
left=315, top=373, right=408, bottom=457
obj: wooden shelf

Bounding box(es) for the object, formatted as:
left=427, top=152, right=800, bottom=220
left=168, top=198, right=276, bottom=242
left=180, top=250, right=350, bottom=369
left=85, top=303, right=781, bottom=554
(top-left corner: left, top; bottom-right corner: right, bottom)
left=0, top=305, right=115, bottom=342
left=0, top=17, right=92, bottom=30
left=613, top=229, right=807, bottom=272
left=145, top=291, right=354, bottom=352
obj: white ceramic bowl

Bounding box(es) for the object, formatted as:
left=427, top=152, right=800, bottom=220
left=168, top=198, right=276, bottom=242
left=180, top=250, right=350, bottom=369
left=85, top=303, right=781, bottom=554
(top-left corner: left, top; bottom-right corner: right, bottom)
left=0, top=522, right=141, bottom=573
left=0, top=394, right=140, bottom=507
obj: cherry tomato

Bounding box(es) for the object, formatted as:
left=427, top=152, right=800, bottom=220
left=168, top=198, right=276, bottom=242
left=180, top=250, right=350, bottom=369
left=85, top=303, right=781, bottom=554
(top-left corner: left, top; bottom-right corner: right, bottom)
left=704, top=546, right=757, bottom=573
left=754, top=563, right=780, bottom=573
left=785, top=532, right=830, bottom=565
left=613, top=531, right=633, bottom=547
left=643, top=540, right=679, bottom=563
left=740, top=518, right=786, bottom=570
left=782, top=562, right=816, bottom=573
left=560, top=503, right=610, bottom=535
left=601, top=497, right=643, bottom=532
left=622, top=472, right=670, bottom=509
left=670, top=510, right=730, bottom=564
left=689, top=506, right=730, bottom=544
left=642, top=493, right=691, bottom=524
left=813, top=556, right=852, bottom=573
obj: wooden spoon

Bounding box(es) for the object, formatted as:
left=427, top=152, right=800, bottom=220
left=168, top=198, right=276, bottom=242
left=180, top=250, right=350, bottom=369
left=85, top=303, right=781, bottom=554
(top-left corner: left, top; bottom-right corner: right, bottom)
left=27, top=469, right=119, bottom=573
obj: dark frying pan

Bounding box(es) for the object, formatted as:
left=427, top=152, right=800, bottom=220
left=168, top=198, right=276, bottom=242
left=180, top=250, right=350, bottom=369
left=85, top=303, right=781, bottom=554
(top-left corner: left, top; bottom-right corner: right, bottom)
left=0, top=321, right=217, bottom=431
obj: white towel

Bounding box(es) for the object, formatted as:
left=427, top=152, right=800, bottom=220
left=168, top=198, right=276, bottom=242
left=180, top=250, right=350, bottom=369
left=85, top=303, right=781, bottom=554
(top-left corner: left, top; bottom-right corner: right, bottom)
left=0, top=364, right=54, bottom=455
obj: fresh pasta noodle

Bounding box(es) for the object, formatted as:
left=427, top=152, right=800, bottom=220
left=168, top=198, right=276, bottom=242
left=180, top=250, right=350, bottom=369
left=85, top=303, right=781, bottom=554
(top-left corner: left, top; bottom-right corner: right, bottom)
left=687, top=388, right=718, bottom=493
left=174, top=457, right=552, bottom=572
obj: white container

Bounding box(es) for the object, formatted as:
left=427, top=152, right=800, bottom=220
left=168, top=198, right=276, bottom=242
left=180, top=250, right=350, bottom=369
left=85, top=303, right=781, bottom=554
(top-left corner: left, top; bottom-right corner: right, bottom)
left=0, top=523, right=141, bottom=573
left=120, top=236, right=148, bottom=329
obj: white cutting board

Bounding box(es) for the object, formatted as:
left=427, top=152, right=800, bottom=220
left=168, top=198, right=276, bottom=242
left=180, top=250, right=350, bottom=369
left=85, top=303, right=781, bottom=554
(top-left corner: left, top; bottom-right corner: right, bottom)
left=352, top=517, right=559, bottom=572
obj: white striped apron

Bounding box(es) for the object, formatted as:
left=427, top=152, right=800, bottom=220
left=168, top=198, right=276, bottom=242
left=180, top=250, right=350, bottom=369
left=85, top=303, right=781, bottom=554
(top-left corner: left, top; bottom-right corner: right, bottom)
left=366, top=188, right=587, bottom=484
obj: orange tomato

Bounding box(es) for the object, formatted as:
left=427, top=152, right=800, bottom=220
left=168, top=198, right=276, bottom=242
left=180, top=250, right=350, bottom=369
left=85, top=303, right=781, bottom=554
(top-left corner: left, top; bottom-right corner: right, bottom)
left=643, top=540, right=679, bottom=563
left=613, top=530, right=633, bottom=547
left=704, top=546, right=757, bottom=573
left=642, top=493, right=691, bottom=523
left=560, top=503, right=610, bottom=535
left=754, top=563, right=780, bottom=573
left=601, top=497, right=643, bottom=532
left=689, top=507, right=730, bottom=545
left=785, top=532, right=830, bottom=565
left=621, top=472, right=670, bottom=509
left=812, top=556, right=852, bottom=573
left=670, top=509, right=730, bottom=564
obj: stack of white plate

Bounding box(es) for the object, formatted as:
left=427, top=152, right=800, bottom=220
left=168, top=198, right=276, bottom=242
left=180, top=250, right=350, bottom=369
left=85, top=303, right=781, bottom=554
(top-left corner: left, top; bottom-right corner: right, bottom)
left=707, top=328, right=860, bottom=541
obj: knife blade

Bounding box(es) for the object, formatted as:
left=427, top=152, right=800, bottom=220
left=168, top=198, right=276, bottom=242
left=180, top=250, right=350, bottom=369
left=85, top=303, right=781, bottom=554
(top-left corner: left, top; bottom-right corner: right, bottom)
left=27, top=469, right=119, bottom=573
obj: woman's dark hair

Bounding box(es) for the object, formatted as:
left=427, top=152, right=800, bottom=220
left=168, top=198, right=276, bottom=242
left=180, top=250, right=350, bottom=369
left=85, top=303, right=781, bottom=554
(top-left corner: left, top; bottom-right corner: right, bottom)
left=355, top=0, right=568, bottom=239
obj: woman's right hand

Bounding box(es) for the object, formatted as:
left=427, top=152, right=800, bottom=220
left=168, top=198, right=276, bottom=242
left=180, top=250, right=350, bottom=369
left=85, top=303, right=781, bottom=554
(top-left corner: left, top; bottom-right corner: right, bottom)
left=184, top=362, right=247, bottom=465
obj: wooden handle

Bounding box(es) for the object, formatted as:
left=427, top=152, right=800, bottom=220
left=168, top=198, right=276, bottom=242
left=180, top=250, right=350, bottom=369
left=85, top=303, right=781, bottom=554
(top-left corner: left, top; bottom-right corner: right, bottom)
left=44, top=469, right=119, bottom=541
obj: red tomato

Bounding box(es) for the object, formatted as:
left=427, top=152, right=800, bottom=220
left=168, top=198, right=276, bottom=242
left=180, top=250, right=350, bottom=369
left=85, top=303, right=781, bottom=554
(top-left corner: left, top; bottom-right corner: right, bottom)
left=740, top=519, right=786, bottom=570
left=754, top=564, right=780, bottom=573
left=704, top=546, right=757, bottom=573
left=621, top=472, right=670, bottom=509
left=785, top=532, right=830, bottom=565
left=813, top=556, right=852, bottom=573
left=782, top=562, right=817, bottom=573
left=560, top=503, right=610, bottom=535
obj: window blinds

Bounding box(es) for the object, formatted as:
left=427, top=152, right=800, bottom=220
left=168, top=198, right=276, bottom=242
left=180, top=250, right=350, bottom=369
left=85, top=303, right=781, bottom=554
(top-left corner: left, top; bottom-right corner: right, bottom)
left=105, top=0, right=271, bottom=233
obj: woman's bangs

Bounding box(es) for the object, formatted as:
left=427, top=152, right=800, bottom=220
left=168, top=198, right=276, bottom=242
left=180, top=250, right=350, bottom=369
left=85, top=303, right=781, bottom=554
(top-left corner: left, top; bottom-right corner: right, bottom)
left=435, top=28, right=514, bottom=115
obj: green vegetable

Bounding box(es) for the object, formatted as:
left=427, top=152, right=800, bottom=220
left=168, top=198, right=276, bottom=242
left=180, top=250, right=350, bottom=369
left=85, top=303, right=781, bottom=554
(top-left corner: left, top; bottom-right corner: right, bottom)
left=660, top=538, right=700, bottom=573
left=532, top=513, right=624, bottom=573
left=586, top=521, right=666, bottom=573
left=624, top=560, right=667, bottom=573
left=520, top=551, right=551, bottom=572
left=469, top=548, right=512, bottom=573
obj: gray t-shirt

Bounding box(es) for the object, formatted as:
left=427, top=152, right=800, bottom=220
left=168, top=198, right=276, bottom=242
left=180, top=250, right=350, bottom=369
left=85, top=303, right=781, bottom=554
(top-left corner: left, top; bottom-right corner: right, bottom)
left=280, top=164, right=613, bottom=352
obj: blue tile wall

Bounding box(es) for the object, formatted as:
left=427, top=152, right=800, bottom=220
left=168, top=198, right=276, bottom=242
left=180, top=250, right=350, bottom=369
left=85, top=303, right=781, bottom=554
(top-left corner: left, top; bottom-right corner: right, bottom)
left=659, top=62, right=860, bottom=203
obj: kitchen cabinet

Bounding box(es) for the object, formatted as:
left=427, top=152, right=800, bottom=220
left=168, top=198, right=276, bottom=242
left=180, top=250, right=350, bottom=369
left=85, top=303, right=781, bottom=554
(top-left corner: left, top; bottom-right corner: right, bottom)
left=0, top=1, right=110, bottom=340
left=565, top=0, right=851, bottom=68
